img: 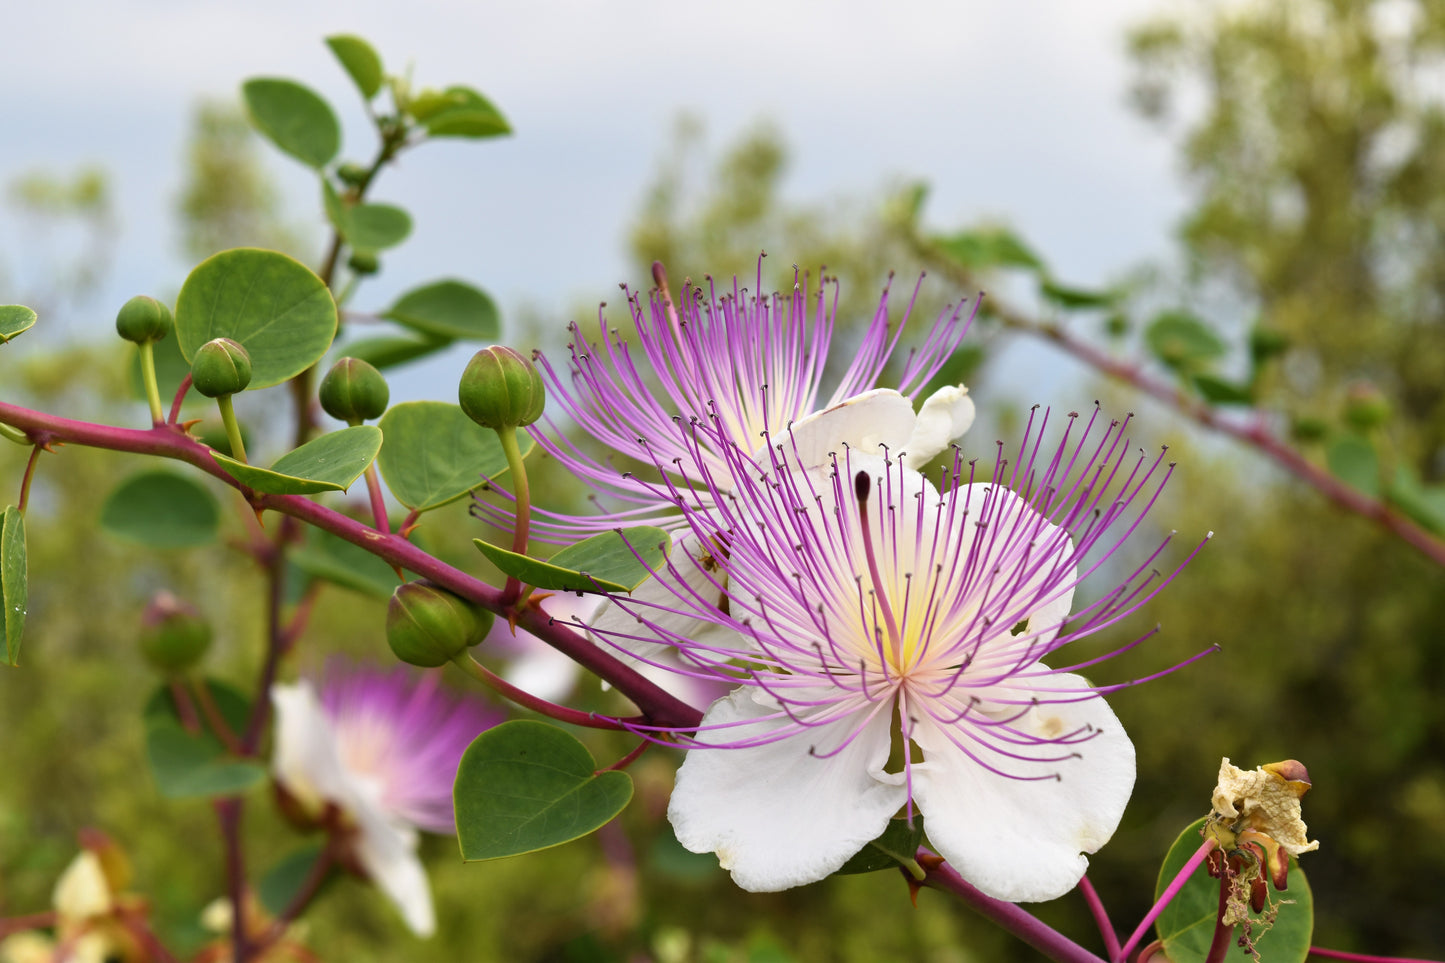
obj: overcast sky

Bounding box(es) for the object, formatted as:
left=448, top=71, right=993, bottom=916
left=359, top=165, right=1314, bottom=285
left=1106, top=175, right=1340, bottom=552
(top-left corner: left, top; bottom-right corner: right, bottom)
left=1, top=0, right=1191, bottom=402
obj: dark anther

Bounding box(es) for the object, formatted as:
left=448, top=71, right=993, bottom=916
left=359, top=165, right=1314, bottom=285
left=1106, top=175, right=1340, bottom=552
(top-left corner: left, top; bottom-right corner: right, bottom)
left=854, top=471, right=871, bottom=503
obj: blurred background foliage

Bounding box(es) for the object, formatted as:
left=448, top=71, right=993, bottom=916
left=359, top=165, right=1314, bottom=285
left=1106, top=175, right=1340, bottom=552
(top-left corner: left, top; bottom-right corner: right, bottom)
left=3, top=0, right=1445, bottom=959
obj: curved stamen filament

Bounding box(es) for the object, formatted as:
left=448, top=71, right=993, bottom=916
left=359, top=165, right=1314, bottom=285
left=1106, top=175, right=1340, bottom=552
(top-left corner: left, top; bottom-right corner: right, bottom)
left=855, top=471, right=904, bottom=669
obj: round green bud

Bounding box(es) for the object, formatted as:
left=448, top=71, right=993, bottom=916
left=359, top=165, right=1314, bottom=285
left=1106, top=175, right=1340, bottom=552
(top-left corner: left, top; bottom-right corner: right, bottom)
left=1103, top=313, right=1129, bottom=340
left=1289, top=415, right=1330, bottom=443
left=138, top=592, right=212, bottom=673
left=191, top=338, right=253, bottom=398
left=337, top=162, right=369, bottom=187
left=386, top=580, right=495, bottom=668
left=1344, top=381, right=1391, bottom=431
left=115, top=295, right=173, bottom=344
left=347, top=251, right=380, bottom=276
left=458, top=346, right=546, bottom=430
left=319, top=357, right=390, bottom=423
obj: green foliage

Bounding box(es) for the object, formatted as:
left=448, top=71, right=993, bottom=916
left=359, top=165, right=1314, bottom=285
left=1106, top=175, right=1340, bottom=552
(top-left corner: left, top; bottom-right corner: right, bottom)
left=143, top=681, right=266, bottom=799
left=289, top=527, right=401, bottom=600
left=454, top=721, right=633, bottom=860
left=212, top=425, right=382, bottom=495
left=473, top=527, right=669, bottom=594
left=1143, top=309, right=1226, bottom=372
left=1153, top=818, right=1313, bottom=963
left=175, top=248, right=338, bottom=388
left=934, top=226, right=1042, bottom=272
left=1325, top=433, right=1379, bottom=497
left=99, top=472, right=221, bottom=549
left=325, top=34, right=384, bottom=100
left=384, top=279, right=500, bottom=341
left=0, top=305, right=37, bottom=343
left=342, top=332, right=452, bottom=370
left=410, top=86, right=511, bottom=139
left=834, top=817, right=925, bottom=876
left=376, top=401, right=530, bottom=512
left=1, top=505, right=26, bottom=666
left=241, top=78, right=342, bottom=169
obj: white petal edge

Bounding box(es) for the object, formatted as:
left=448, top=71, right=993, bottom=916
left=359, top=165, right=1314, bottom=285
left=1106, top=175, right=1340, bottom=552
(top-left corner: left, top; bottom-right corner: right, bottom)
left=668, top=688, right=907, bottom=892
left=773, top=388, right=918, bottom=469
left=271, top=681, right=353, bottom=813
left=903, top=384, right=976, bottom=469
left=349, top=800, right=436, bottom=937
left=908, top=674, right=1135, bottom=902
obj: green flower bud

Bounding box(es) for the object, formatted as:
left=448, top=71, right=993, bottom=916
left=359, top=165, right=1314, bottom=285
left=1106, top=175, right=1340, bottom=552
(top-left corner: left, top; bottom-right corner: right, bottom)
left=386, top=580, right=494, bottom=668
left=1289, top=415, right=1329, bottom=443
left=337, top=162, right=369, bottom=187
left=115, top=296, right=173, bottom=344
left=191, top=338, right=253, bottom=398
left=458, top=346, right=546, bottom=430
left=1344, top=381, right=1391, bottom=431
left=1103, top=313, right=1129, bottom=340
left=347, top=251, right=380, bottom=276
left=138, top=592, right=212, bottom=673
left=319, top=357, right=390, bottom=423
left=1249, top=326, right=1289, bottom=363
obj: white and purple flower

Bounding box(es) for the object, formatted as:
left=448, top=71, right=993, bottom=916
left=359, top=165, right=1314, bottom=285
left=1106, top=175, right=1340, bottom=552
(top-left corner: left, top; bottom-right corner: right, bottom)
left=270, top=662, right=501, bottom=936
left=591, top=405, right=1210, bottom=901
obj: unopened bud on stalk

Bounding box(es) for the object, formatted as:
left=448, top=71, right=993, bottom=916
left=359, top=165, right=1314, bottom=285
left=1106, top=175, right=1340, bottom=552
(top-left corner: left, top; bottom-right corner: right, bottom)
left=386, top=580, right=494, bottom=668
left=1343, top=381, right=1390, bottom=431
left=115, top=296, right=173, bottom=344
left=458, top=346, right=545, bottom=430
left=191, top=338, right=252, bottom=398
left=319, top=357, right=389, bottom=423
left=138, top=592, right=212, bottom=673
left=347, top=251, right=380, bottom=276
left=336, top=162, right=369, bottom=187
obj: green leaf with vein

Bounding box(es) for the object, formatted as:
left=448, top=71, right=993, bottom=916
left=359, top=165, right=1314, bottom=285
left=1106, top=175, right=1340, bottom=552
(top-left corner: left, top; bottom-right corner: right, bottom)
left=411, top=86, right=511, bottom=139
left=100, top=471, right=221, bottom=549
left=1039, top=277, right=1118, bottom=309
left=0, top=305, right=37, bottom=343
left=377, top=402, right=529, bottom=511
left=175, top=248, right=338, bottom=388
left=835, top=816, right=926, bottom=875
left=383, top=280, right=499, bottom=341
left=1326, top=433, right=1379, bottom=497
left=325, top=34, right=383, bottom=99
left=454, top=720, right=633, bottom=860
left=242, top=78, right=341, bottom=168
left=934, top=227, right=1043, bottom=272
left=213, top=425, right=382, bottom=495
left=2, top=506, right=27, bottom=666
left=290, top=527, right=400, bottom=600
left=474, top=527, right=668, bottom=593
left=1154, top=817, right=1313, bottom=963
left=341, top=332, right=453, bottom=370
left=343, top=203, right=412, bottom=252
left=1145, top=310, right=1226, bottom=371
left=1387, top=465, right=1445, bottom=535
left=143, top=680, right=265, bottom=799
left=1193, top=373, right=1255, bottom=406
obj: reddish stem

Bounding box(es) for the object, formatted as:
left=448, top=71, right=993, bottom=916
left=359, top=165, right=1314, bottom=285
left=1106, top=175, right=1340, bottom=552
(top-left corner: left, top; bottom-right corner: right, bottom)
left=191, top=678, right=243, bottom=754
left=216, top=798, right=251, bottom=963
left=169, top=678, right=203, bottom=734
left=0, top=912, right=58, bottom=938
left=168, top=373, right=192, bottom=426
left=917, top=850, right=1106, bottom=963
left=0, top=402, right=704, bottom=730
left=1203, top=870, right=1234, bottom=963
left=17, top=443, right=42, bottom=512
left=1076, top=874, right=1122, bottom=961
left=452, top=653, right=633, bottom=730
left=1120, top=838, right=1218, bottom=960
left=601, top=739, right=652, bottom=772
left=362, top=463, right=390, bottom=535
left=1308, top=950, right=1445, bottom=963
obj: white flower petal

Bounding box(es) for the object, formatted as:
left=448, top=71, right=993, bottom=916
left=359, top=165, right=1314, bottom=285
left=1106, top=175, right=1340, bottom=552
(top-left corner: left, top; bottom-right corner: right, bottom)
left=902, top=384, right=976, bottom=469
left=909, top=675, right=1135, bottom=902
left=776, top=388, right=919, bottom=469
left=51, top=851, right=112, bottom=921
left=350, top=802, right=436, bottom=937
left=271, top=681, right=354, bottom=812
left=668, top=688, right=907, bottom=892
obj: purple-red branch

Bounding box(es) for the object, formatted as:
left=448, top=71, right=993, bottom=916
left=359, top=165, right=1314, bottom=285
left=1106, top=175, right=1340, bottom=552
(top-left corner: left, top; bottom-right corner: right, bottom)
left=1077, top=874, right=1122, bottom=961
left=0, top=401, right=704, bottom=731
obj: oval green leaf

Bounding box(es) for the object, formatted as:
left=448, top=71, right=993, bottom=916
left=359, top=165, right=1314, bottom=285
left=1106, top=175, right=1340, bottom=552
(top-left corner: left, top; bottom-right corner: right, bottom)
left=383, top=280, right=499, bottom=341
left=454, top=720, right=633, bottom=860
left=1154, top=817, right=1314, bottom=963
left=290, top=527, right=400, bottom=599
left=325, top=34, right=383, bottom=99
left=144, top=680, right=265, bottom=799
left=242, top=77, right=341, bottom=169
left=344, top=202, right=412, bottom=252
left=175, top=248, right=338, bottom=388
left=1326, top=434, right=1379, bottom=497
left=473, top=527, right=667, bottom=594
left=100, top=471, right=221, bottom=549
left=0, top=305, right=37, bottom=343
left=1145, top=310, right=1226, bottom=371
left=2, top=506, right=27, bottom=666
left=341, top=332, right=453, bottom=370
left=412, top=86, right=511, bottom=139
left=1387, top=465, right=1445, bottom=536
left=212, top=425, right=381, bottom=495
left=377, top=402, right=530, bottom=511
left=259, top=841, right=332, bottom=916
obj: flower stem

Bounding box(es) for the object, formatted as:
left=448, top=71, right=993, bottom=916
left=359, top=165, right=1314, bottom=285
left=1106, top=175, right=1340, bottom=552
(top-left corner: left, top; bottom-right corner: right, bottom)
left=139, top=342, right=164, bottom=424
left=451, top=652, right=631, bottom=730
left=1203, top=870, right=1234, bottom=963
left=1076, top=874, right=1122, bottom=961
left=18, top=444, right=42, bottom=513
left=215, top=798, right=251, bottom=963
left=496, top=425, right=530, bottom=603
left=363, top=463, right=391, bottom=534
left=917, top=851, right=1107, bottom=963
left=1308, top=950, right=1444, bottom=963
left=216, top=394, right=247, bottom=464
left=1119, top=838, right=1217, bottom=960
left=168, top=373, right=192, bottom=426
